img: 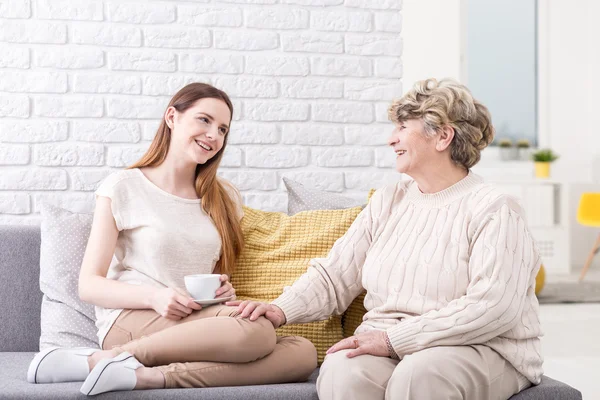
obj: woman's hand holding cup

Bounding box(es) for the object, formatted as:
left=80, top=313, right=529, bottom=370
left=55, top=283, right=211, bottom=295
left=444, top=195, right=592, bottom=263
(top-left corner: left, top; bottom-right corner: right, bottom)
left=150, top=287, right=202, bottom=320
left=215, top=274, right=236, bottom=299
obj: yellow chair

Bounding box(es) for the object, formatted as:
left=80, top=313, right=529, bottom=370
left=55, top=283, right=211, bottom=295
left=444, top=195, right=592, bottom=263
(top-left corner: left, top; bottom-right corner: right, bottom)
left=577, top=192, right=600, bottom=281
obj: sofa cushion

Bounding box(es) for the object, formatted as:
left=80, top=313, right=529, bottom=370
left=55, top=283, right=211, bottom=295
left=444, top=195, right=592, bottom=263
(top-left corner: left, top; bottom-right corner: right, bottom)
left=0, top=226, right=42, bottom=352
left=231, top=205, right=363, bottom=364
left=0, top=353, right=582, bottom=400
left=39, top=204, right=98, bottom=350
left=284, top=178, right=364, bottom=215
left=0, top=352, right=319, bottom=400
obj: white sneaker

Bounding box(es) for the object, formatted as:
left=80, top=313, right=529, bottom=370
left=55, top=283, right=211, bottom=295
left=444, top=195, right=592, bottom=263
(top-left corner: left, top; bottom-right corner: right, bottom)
left=80, top=352, right=143, bottom=396
left=27, top=347, right=99, bottom=383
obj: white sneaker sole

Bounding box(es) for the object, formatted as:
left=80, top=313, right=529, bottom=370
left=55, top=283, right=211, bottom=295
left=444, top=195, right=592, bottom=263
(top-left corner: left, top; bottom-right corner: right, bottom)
left=80, top=352, right=135, bottom=396
left=27, top=347, right=60, bottom=384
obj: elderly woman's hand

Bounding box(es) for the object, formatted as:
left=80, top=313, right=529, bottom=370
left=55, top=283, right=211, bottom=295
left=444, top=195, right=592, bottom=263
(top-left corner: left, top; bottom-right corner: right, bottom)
left=226, top=300, right=287, bottom=328
left=327, top=330, right=393, bottom=359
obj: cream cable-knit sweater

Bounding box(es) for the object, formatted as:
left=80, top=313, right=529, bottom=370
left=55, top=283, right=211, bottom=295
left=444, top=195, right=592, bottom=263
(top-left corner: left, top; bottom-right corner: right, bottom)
left=272, top=172, right=543, bottom=385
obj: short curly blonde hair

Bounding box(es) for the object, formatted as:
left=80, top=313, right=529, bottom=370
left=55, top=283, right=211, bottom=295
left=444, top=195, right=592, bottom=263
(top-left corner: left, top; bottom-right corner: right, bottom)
left=388, top=78, right=494, bottom=169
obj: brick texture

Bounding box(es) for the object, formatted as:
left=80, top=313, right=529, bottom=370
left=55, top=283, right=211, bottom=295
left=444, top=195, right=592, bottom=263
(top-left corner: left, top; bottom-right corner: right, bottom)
left=0, top=0, right=401, bottom=219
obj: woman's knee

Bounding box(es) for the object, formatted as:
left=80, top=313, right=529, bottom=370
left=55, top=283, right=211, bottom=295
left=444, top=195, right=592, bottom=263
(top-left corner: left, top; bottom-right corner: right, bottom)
left=252, top=316, right=277, bottom=347
left=297, top=337, right=318, bottom=373
left=318, top=350, right=365, bottom=395
left=215, top=305, right=277, bottom=354
left=387, top=349, right=452, bottom=398
left=233, top=316, right=277, bottom=361
left=281, top=336, right=317, bottom=379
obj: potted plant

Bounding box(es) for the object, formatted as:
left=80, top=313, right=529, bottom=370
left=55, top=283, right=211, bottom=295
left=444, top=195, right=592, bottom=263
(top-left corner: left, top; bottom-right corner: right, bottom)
left=516, top=139, right=531, bottom=161
left=498, top=139, right=516, bottom=161
left=531, top=148, right=559, bottom=178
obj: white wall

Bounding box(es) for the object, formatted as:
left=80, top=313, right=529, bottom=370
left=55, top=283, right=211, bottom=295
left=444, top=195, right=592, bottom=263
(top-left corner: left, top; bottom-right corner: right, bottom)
left=539, top=0, right=600, bottom=183
left=401, top=0, right=464, bottom=93
left=0, top=0, right=402, bottom=223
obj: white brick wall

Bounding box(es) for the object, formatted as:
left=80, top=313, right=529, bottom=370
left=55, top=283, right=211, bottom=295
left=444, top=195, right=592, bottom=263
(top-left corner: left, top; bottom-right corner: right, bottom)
left=0, top=0, right=402, bottom=224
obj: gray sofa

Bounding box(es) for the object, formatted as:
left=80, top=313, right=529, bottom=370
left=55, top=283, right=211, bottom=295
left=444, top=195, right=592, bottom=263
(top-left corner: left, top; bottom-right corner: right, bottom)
left=0, top=225, right=582, bottom=400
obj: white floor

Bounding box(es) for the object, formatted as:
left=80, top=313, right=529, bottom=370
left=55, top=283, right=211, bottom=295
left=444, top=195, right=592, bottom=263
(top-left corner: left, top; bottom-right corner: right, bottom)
left=540, top=271, right=600, bottom=400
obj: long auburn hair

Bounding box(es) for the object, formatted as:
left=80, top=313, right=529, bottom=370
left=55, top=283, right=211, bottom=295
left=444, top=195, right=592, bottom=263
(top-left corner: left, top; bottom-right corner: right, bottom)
left=128, top=83, right=244, bottom=276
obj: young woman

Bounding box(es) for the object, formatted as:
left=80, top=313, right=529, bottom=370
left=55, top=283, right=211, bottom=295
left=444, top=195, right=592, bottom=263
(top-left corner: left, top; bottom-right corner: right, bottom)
left=27, top=83, right=317, bottom=395
left=235, top=78, right=543, bottom=400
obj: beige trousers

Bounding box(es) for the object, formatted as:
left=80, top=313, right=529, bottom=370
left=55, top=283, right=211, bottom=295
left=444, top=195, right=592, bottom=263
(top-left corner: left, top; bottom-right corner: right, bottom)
left=103, top=305, right=317, bottom=388
left=317, top=345, right=532, bottom=400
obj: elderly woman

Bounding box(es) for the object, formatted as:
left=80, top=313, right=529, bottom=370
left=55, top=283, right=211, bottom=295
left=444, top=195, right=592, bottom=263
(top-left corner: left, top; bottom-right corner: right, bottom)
left=230, top=78, right=543, bottom=400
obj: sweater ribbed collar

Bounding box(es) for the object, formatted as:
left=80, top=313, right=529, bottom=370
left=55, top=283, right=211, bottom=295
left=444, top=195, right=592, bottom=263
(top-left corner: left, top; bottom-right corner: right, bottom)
left=404, top=171, right=483, bottom=208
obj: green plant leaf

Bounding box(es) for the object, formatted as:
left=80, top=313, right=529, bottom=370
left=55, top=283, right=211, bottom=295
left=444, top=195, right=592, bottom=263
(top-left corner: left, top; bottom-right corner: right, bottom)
left=531, top=148, right=559, bottom=162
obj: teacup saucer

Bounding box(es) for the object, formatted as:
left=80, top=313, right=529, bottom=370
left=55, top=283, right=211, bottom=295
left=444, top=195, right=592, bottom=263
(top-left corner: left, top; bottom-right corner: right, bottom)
left=193, top=295, right=235, bottom=306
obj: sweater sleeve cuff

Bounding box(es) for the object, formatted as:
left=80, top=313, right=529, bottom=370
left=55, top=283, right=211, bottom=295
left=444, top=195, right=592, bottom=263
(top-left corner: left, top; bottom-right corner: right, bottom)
left=386, top=321, right=423, bottom=356
left=271, top=292, right=307, bottom=326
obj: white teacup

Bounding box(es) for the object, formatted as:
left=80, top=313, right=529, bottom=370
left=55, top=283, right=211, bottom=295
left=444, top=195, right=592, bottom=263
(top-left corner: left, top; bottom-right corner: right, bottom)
left=184, top=274, right=221, bottom=300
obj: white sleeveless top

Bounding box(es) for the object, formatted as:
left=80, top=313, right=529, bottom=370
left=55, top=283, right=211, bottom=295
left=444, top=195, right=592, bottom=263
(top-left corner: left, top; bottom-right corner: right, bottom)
left=93, top=168, right=242, bottom=346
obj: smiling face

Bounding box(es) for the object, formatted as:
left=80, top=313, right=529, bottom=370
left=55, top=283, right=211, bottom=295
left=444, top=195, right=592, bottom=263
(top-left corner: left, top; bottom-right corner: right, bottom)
left=387, top=119, right=439, bottom=176
left=166, top=97, right=231, bottom=165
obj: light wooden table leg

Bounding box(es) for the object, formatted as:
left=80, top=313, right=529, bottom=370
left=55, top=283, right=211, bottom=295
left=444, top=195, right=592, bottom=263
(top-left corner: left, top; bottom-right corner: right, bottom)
left=580, top=233, right=600, bottom=282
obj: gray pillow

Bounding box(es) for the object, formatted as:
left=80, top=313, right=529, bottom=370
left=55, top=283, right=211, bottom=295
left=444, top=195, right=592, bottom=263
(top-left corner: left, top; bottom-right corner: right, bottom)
left=284, top=178, right=365, bottom=215
left=39, top=203, right=99, bottom=350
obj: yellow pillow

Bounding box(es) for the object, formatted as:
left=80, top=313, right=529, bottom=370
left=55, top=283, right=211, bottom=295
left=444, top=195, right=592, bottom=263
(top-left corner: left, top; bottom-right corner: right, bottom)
left=231, top=205, right=363, bottom=363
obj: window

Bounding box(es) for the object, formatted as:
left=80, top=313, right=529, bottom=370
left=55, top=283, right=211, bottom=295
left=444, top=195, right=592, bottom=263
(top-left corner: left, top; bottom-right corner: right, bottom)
left=466, top=0, right=538, bottom=146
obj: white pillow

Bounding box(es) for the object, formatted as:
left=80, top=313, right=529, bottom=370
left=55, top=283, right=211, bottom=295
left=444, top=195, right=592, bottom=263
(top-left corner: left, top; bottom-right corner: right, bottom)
left=39, top=204, right=99, bottom=350
left=283, top=178, right=365, bottom=215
